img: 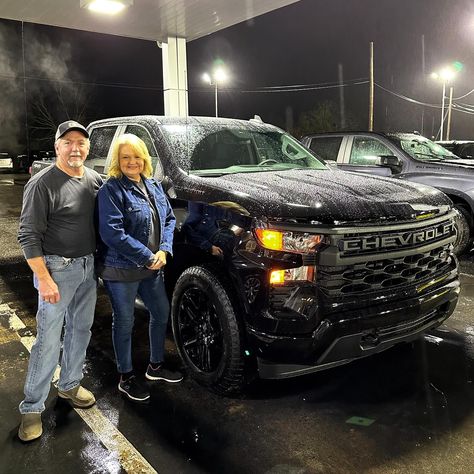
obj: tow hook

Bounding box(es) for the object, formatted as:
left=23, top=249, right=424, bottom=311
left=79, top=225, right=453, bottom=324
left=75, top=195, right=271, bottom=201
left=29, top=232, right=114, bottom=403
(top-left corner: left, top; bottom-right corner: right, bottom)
left=360, top=330, right=380, bottom=349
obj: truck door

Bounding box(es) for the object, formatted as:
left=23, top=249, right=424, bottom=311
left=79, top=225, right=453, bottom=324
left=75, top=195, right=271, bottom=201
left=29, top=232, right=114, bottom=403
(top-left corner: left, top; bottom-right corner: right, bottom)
left=338, top=135, right=397, bottom=177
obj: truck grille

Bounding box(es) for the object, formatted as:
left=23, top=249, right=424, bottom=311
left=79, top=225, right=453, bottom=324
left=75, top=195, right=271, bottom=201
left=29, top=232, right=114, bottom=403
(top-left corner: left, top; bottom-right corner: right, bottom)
left=318, top=243, right=452, bottom=296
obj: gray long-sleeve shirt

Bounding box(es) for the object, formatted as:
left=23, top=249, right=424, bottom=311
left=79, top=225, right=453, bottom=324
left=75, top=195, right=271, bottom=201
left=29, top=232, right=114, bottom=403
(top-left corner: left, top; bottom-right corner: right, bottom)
left=18, top=164, right=103, bottom=259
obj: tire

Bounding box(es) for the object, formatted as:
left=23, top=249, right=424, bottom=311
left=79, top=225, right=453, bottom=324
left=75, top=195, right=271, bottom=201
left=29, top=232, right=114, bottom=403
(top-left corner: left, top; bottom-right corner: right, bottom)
left=171, top=265, right=245, bottom=394
left=12, top=158, right=20, bottom=173
left=452, top=204, right=472, bottom=256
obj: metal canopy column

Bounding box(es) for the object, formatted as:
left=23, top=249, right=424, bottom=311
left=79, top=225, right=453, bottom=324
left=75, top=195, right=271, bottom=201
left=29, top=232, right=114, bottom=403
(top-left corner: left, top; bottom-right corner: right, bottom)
left=161, top=36, right=188, bottom=117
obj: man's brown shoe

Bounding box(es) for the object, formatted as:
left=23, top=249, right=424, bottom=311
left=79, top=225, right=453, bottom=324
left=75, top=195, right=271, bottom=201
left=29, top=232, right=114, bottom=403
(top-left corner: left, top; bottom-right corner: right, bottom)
left=18, top=413, right=42, bottom=442
left=58, top=385, right=96, bottom=408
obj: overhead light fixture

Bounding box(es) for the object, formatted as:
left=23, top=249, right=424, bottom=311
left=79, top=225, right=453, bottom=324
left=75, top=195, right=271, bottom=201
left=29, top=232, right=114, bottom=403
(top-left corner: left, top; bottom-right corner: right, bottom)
left=80, top=0, right=133, bottom=15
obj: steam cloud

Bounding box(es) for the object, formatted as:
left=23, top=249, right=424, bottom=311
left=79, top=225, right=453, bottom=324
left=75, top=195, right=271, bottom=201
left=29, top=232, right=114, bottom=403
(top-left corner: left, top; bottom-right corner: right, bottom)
left=0, top=24, right=22, bottom=153
left=0, top=21, right=79, bottom=154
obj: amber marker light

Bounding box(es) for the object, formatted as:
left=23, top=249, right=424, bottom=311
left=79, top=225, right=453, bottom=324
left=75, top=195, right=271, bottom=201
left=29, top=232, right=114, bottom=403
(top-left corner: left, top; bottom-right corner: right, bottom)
left=270, top=270, right=285, bottom=284
left=255, top=229, right=283, bottom=250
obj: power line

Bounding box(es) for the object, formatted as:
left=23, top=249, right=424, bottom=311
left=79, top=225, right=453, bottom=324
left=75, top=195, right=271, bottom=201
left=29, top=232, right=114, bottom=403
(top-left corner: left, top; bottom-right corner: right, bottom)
left=454, top=88, right=474, bottom=100
left=0, top=72, right=163, bottom=92
left=375, top=82, right=474, bottom=116
left=375, top=83, right=440, bottom=108
left=254, top=77, right=368, bottom=90
left=241, top=80, right=369, bottom=93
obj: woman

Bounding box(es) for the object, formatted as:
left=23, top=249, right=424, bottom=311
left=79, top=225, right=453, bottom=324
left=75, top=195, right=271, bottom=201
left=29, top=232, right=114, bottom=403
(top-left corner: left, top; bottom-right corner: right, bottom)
left=97, top=134, right=182, bottom=403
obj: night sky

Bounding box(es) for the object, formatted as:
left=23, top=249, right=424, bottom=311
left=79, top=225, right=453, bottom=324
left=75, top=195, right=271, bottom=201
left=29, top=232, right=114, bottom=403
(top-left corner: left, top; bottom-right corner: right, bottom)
left=1, top=0, right=473, bottom=154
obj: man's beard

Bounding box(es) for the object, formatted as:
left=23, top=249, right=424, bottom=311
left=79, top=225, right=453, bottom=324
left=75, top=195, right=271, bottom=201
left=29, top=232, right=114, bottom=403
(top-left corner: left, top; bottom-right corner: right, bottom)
left=67, top=156, right=84, bottom=167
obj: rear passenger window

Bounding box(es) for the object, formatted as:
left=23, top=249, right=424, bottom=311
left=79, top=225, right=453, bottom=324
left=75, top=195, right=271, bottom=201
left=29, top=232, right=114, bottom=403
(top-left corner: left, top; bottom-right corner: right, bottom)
left=125, top=125, right=159, bottom=170
left=309, top=137, right=341, bottom=161
left=88, top=126, right=118, bottom=173
left=125, top=125, right=163, bottom=179
left=350, top=137, right=392, bottom=165
left=460, top=144, right=474, bottom=159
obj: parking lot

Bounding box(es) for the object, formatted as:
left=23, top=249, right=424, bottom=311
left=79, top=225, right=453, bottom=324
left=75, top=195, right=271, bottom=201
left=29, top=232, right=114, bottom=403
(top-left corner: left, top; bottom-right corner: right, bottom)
left=1, top=171, right=474, bottom=474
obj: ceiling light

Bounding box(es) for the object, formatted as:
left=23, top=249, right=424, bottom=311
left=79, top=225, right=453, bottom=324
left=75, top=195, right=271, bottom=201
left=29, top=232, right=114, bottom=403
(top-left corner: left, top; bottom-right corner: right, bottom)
left=80, top=0, right=133, bottom=15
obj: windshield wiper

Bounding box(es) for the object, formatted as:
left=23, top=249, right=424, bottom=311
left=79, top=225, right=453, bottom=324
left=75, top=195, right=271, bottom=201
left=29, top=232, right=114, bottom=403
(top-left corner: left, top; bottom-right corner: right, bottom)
left=413, top=152, right=445, bottom=161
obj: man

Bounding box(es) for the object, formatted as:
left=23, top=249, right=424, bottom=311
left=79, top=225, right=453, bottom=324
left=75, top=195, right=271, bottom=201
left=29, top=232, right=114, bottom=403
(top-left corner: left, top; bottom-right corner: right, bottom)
left=17, top=120, right=103, bottom=442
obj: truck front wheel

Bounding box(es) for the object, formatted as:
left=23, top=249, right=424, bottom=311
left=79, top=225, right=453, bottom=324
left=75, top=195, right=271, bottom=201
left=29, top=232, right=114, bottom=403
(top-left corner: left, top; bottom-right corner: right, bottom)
left=453, top=204, right=472, bottom=255
left=171, top=266, right=245, bottom=394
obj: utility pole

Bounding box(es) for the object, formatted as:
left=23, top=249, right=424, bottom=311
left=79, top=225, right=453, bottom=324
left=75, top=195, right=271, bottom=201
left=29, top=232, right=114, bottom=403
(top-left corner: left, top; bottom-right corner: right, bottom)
left=368, top=42, right=374, bottom=131
left=421, top=34, right=426, bottom=136
left=440, top=81, right=446, bottom=141
left=214, top=81, right=218, bottom=117
left=446, top=86, right=454, bottom=140
left=338, top=63, right=346, bottom=129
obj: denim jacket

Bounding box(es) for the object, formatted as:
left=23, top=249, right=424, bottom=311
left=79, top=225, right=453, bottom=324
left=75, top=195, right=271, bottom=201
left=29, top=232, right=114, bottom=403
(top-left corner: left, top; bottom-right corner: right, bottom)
left=97, top=175, right=175, bottom=269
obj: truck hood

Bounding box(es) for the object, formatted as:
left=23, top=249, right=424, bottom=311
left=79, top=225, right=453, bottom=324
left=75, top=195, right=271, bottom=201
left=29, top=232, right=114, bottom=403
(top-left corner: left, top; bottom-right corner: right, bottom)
left=442, top=158, right=474, bottom=168
left=195, top=169, right=451, bottom=224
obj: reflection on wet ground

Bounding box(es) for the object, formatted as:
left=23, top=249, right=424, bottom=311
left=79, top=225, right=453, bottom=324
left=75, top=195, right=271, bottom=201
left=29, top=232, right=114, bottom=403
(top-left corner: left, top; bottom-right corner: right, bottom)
left=1, top=173, right=474, bottom=473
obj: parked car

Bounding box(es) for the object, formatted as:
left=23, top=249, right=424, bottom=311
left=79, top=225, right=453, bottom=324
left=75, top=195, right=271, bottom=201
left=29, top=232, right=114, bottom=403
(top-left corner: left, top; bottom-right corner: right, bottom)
left=436, top=140, right=474, bottom=160
left=0, top=152, right=13, bottom=171
left=31, top=117, right=460, bottom=394
left=13, top=150, right=55, bottom=173
left=301, top=131, right=474, bottom=255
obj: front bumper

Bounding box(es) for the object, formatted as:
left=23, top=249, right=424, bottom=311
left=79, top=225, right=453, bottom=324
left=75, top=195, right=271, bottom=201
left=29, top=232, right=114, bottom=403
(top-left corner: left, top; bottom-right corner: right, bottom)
left=249, top=275, right=460, bottom=379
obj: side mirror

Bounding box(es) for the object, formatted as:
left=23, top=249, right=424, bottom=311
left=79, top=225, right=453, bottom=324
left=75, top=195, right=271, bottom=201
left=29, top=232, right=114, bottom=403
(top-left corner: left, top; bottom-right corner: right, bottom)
left=324, top=160, right=339, bottom=170
left=161, top=176, right=177, bottom=199
left=376, top=155, right=401, bottom=171
left=154, top=160, right=164, bottom=182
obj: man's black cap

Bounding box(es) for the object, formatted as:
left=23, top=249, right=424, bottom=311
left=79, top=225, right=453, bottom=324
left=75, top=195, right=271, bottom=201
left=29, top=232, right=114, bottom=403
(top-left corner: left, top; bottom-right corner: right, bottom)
left=55, top=120, right=89, bottom=141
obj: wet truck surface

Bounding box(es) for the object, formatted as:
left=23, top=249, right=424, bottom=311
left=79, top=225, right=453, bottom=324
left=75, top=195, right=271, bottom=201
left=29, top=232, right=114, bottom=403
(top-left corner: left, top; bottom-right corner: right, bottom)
left=301, top=131, right=474, bottom=255
left=32, top=116, right=460, bottom=394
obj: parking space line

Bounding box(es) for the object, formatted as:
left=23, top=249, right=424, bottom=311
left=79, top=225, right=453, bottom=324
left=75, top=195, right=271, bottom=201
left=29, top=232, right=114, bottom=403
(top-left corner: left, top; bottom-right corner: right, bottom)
left=0, top=303, right=157, bottom=474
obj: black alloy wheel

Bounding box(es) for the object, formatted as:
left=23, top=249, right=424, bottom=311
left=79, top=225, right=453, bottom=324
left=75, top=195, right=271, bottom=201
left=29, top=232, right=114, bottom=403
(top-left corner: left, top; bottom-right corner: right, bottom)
left=453, top=204, right=473, bottom=256
left=171, top=266, right=245, bottom=394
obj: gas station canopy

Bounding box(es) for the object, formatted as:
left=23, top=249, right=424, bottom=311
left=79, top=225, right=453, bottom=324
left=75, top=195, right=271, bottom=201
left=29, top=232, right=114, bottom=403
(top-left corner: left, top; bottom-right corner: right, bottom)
left=0, top=0, right=300, bottom=42
left=0, top=0, right=301, bottom=116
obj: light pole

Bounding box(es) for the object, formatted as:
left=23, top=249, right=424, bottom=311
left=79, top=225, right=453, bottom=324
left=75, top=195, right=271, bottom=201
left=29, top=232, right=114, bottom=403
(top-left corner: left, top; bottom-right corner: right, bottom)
left=431, top=67, right=456, bottom=140
left=446, top=86, right=454, bottom=140
left=202, top=67, right=228, bottom=117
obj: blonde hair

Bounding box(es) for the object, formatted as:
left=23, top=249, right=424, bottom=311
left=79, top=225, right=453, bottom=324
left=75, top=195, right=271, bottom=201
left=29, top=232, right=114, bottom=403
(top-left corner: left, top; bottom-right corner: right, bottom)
left=108, top=133, right=153, bottom=179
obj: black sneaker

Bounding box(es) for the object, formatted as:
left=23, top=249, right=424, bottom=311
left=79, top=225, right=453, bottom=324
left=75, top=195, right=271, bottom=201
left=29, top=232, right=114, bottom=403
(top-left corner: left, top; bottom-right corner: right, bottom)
left=118, top=375, right=150, bottom=402
left=145, top=364, right=183, bottom=383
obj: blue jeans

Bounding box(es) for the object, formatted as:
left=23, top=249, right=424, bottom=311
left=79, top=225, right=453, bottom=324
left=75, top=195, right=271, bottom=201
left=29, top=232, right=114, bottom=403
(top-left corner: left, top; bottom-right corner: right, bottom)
left=19, top=254, right=97, bottom=414
left=103, top=271, right=169, bottom=373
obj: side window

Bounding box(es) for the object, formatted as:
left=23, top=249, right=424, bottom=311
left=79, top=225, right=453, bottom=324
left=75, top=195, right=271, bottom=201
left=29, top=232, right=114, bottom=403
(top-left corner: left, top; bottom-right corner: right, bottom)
left=349, top=137, right=392, bottom=165
left=88, top=126, right=118, bottom=173
left=309, top=137, right=342, bottom=161
left=460, top=144, right=474, bottom=159
left=125, top=125, right=160, bottom=171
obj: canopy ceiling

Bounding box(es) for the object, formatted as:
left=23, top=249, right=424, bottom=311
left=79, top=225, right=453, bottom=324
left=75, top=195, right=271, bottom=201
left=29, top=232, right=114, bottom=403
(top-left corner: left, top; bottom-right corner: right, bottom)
left=0, top=0, right=301, bottom=41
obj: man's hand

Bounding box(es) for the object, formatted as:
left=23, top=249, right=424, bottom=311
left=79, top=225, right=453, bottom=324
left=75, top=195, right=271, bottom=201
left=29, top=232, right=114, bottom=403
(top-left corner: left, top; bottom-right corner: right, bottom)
left=146, top=250, right=167, bottom=270
left=38, top=276, right=61, bottom=304
left=26, top=256, right=61, bottom=304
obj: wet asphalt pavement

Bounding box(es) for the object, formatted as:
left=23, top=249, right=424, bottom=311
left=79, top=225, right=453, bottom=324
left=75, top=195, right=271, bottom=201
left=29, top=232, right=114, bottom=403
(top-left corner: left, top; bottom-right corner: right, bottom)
left=1, top=171, right=474, bottom=474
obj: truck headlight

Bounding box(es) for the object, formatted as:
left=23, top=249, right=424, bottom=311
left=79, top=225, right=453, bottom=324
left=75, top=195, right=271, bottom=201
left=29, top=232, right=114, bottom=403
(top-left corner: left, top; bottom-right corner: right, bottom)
left=255, top=228, right=323, bottom=254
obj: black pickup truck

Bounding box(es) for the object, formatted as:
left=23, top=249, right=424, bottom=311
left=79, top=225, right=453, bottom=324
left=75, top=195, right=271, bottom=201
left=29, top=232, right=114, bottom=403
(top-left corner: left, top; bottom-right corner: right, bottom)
left=32, top=116, right=460, bottom=394
left=301, top=131, right=474, bottom=255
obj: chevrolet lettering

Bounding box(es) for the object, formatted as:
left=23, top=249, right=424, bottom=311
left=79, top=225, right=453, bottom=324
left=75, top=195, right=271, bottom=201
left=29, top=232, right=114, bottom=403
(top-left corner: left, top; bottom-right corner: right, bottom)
left=341, top=222, right=455, bottom=253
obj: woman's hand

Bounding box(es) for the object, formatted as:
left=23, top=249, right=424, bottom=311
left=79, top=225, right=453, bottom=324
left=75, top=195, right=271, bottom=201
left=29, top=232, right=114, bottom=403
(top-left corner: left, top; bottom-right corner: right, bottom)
left=210, top=245, right=223, bottom=257
left=146, top=250, right=167, bottom=270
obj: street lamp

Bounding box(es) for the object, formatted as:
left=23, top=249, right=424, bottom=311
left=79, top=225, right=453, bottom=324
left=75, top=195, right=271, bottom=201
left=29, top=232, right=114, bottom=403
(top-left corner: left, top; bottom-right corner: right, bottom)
left=202, top=67, right=228, bottom=117
left=431, top=67, right=456, bottom=140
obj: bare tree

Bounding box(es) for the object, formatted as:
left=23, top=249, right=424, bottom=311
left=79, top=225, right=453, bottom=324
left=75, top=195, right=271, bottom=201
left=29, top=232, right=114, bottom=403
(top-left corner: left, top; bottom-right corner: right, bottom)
left=292, top=100, right=360, bottom=138
left=29, top=83, right=94, bottom=147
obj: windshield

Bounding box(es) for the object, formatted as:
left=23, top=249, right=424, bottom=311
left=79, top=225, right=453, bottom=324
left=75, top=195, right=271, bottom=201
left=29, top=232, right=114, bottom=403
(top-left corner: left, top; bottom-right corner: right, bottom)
left=161, top=123, right=326, bottom=176
left=394, top=135, right=459, bottom=162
